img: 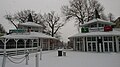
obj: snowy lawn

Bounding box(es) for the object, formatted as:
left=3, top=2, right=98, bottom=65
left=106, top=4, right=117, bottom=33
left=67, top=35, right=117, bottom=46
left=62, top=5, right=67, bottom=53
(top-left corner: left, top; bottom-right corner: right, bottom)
left=0, top=50, right=120, bottom=67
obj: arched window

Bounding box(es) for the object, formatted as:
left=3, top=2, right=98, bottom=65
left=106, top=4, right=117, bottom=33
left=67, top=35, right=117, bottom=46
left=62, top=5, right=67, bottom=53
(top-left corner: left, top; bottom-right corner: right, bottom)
left=26, top=39, right=32, bottom=48
left=6, top=39, right=16, bottom=49
left=33, top=39, right=37, bottom=47
left=17, top=39, right=24, bottom=48
left=0, top=40, right=4, bottom=49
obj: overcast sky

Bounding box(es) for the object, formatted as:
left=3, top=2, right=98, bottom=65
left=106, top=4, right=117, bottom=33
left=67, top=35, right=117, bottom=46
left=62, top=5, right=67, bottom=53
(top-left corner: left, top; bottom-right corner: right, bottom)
left=0, top=0, right=120, bottom=42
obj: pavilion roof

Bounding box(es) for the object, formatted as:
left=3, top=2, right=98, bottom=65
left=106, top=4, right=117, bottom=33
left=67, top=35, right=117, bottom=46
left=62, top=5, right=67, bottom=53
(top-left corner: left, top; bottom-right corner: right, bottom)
left=69, top=30, right=120, bottom=39
left=80, top=19, right=115, bottom=27
left=18, top=22, right=43, bottom=27
left=1, top=32, right=57, bottom=40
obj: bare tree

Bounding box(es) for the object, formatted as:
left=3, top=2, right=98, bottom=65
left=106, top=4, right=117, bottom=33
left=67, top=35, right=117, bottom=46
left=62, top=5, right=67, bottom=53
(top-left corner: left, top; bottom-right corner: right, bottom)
left=62, top=0, right=104, bottom=32
left=44, top=11, right=66, bottom=37
left=108, top=13, right=115, bottom=22
left=4, top=14, right=18, bottom=29
left=4, top=10, right=65, bottom=37
left=4, top=9, right=46, bottom=30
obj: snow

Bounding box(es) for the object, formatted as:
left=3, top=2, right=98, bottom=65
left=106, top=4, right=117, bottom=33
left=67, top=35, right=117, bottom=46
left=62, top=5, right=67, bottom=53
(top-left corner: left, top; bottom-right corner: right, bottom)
left=69, top=30, right=120, bottom=38
left=80, top=19, right=115, bottom=27
left=0, top=50, right=120, bottom=67
left=1, top=32, right=57, bottom=39
left=19, top=22, right=42, bottom=27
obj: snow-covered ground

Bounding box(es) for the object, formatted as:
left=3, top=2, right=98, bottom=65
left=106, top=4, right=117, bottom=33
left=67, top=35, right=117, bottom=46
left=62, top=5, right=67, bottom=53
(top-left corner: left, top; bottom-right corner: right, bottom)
left=0, top=50, right=120, bottom=67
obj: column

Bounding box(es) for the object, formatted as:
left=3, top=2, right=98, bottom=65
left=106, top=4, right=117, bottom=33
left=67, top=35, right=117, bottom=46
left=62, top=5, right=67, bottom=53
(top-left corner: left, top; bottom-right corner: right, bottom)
left=102, top=37, right=105, bottom=52
left=96, top=43, right=98, bottom=52
left=91, top=44, right=93, bottom=52
left=73, top=38, right=76, bottom=51
left=111, top=36, right=114, bottom=52
left=24, top=39, right=27, bottom=54
left=2, top=39, right=7, bottom=67
left=37, top=39, right=39, bottom=51
left=40, top=39, right=43, bottom=50
left=108, top=43, right=110, bottom=52
left=4, top=39, right=7, bottom=54
left=48, top=39, right=50, bottom=50
left=99, top=43, right=101, bottom=52
left=103, top=42, right=105, bottom=52
left=115, top=36, right=119, bottom=52
left=15, top=39, right=18, bottom=55
left=52, top=40, right=54, bottom=50
left=31, top=39, right=33, bottom=52
left=82, top=37, right=85, bottom=52
left=86, top=43, right=88, bottom=52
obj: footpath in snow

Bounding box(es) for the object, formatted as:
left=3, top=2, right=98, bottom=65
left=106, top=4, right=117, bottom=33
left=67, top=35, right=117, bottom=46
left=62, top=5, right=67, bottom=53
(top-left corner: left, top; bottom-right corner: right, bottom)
left=0, top=50, right=120, bottom=67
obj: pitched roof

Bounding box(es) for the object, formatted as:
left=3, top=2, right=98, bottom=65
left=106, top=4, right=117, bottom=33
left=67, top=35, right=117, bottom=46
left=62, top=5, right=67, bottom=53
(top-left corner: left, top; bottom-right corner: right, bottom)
left=80, top=19, right=115, bottom=27
left=27, top=13, right=34, bottom=22
left=69, top=30, right=120, bottom=38
left=1, top=32, right=57, bottom=40
left=18, top=22, right=43, bottom=27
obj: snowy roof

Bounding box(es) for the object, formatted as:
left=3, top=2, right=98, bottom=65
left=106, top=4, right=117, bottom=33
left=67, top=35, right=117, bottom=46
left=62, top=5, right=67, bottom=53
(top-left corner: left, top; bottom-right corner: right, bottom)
left=18, top=22, right=43, bottom=27
left=1, top=32, right=57, bottom=40
left=80, top=19, right=115, bottom=27
left=69, top=30, right=120, bottom=38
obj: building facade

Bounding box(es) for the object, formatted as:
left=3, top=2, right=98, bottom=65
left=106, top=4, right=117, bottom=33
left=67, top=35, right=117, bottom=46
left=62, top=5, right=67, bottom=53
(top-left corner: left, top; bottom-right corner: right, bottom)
left=0, top=14, right=60, bottom=55
left=69, top=19, right=120, bottom=52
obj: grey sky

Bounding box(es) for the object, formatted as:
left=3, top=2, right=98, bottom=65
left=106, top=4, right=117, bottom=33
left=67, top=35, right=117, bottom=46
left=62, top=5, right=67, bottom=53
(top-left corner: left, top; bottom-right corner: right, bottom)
left=0, top=0, right=120, bottom=42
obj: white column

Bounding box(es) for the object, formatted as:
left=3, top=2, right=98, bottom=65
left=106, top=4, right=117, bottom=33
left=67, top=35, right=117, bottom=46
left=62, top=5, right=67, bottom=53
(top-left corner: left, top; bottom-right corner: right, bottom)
left=86, top=43, right=88, bottom=52
left=102, top=37, right=105, bottom=52
left=53, top=40, right=55, bottom=50
left=2, top=39, right=7, bottom=67
left=115, top=36, right=119, bottom=52
left=103, top=42, right=105, bottom=52
left=24, top=39, right=27, bottom=54
left=31, top=39, right=33, bottom=52
left=73, top=38, right=75, bottom=50
left=108, top=43, right=110, bottom=52
left=82, top=37, right=85, bottom=52
left=15, top=39, right=18, bottom=55
left=35, top=52, right=39, bottom=67
left=40, top=39, right=42, bottom=60
left=111, top=36, right=114, bottom=52
left=48, top=39, right=50, bottom=50
left=96, top=43, right=98, bottom=52
left=99, top=43, right=101, bottom=52
left=91, top=44, right=93, bottom=52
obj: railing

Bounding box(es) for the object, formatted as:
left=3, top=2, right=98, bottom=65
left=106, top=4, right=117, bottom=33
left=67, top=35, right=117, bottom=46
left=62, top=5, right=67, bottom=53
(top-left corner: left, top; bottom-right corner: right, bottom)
left=0, top=47, right=38, bottom=55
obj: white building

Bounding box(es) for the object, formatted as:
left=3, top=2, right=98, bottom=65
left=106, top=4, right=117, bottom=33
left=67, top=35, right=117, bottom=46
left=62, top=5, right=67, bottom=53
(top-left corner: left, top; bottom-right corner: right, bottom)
left=0, top=14, right=60, bottom=55
left=69, top=19, right=120, bottom=52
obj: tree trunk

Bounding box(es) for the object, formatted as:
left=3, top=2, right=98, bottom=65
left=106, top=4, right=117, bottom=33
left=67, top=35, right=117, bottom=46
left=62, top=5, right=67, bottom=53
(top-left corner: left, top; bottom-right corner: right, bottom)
left=51, top=26, right=54, bottom=37
left=10, top=20, right=18, bottom=29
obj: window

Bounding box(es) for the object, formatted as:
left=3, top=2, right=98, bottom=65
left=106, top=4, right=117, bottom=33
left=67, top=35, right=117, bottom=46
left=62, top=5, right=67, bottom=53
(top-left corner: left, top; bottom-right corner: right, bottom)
left=109, top=42, right=112, bottom=51
left=104, top=37, right=112, bottom=41
left=92, top=37, right=96, bottom=41
left=88, top=43, right=91, bottom=51
left=92, top=43, right=96, bottom=51
left=87, top=37, right=96, bottom=41
left=104, top=42, right=108, bottom=51
left=99, top=24, right=104, bottom=27
left=87, top=37, right=91, bottom=41
left=90, top=23, right=97, bottom=27
left=77, top=38, right=80, bottom=41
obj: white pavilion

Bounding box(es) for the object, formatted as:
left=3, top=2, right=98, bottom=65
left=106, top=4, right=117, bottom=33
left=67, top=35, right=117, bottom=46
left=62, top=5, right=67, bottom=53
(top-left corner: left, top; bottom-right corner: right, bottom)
left=0, top=14, right=60, bottom=55
left=69, top=18, right=120, bottom=53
